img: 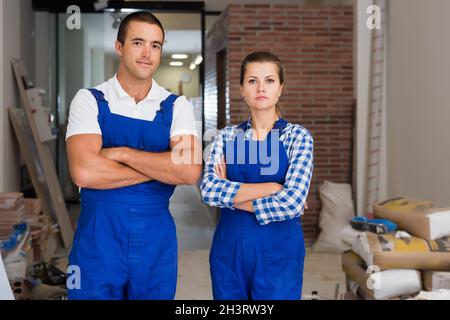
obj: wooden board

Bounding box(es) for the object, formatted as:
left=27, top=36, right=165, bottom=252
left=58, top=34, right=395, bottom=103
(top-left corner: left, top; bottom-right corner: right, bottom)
left=10, top=59, right=73, bottom=249
left=8, top=108, right=70, bottom=254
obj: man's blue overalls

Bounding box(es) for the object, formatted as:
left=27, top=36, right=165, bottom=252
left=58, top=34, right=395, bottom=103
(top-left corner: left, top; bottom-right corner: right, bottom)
left=68, top=89, right=178, bottom=300
left=210, top=119, right=306, bottom=300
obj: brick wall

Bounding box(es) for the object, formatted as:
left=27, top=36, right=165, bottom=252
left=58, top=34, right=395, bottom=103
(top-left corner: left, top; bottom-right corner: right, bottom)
left=204, top=4, right=354, bottom=246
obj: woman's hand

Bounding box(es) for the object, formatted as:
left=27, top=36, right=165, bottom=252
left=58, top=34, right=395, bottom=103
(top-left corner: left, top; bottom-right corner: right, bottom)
left=268, top=182, right=283, bottom=195
left=215, top=156, right=227, bottom=180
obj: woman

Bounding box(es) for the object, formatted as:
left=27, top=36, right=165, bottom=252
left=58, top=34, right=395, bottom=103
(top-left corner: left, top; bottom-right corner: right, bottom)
left=201, top=51, right=314, bottom=300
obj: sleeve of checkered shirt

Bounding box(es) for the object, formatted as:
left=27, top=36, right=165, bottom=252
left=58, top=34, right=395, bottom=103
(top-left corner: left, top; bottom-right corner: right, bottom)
left=252, top=126, right=314, bottom=225
left=200, top=128, right=242, bottom=209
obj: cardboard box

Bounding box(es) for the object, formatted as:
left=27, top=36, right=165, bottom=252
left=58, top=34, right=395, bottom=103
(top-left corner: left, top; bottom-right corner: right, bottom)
left=0, top=193, right=24, bottom=210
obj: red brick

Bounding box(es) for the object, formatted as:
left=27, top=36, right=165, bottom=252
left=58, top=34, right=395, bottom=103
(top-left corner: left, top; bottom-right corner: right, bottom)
left=205, top=5, right=353, bottom=245
left=244, top=4, right=271, bottom=9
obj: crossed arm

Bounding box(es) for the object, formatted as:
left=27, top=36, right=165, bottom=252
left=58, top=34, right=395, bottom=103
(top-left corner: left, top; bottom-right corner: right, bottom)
left=214, top=161, right=308, bottom=212
left=200, top=130, right=283, bottom=213
left=200, top=128, right=313, bottom=225
left=67, top=133, right=202, bottom=189
left=213, top=159, right=282, bottom=212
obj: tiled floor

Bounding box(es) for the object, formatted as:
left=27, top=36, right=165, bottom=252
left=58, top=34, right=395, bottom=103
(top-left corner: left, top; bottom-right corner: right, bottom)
left=171, top=185, right=346, bottom=300
left=176, top=249, right=346, bottom=300
left=67, top=185, right=346, bottom=300
left=169, top=185, right=215, bottom=252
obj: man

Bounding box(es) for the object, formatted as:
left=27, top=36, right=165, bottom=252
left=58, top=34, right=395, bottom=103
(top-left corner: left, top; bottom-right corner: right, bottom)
left=66, top=11, right=202, bottom=300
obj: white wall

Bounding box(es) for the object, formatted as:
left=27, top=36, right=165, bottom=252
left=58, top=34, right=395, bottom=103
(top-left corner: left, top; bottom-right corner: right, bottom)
left=35, top=12, right=57, bottom=160
left=154, top=65, right=200, bottom=99
left=58, top=16, right=84, bottom=125
left=386, top=0, right=450, bottom=205
left=85, top=13, right=105, bottom=87
left=57, top=14, right=87, bottom=200
left=34, top=12, right=50, bottom=91
left=0, top=0, right=4, bottom=191
left=0, top=0, right=35, bottom=192
left=355, top=0, right=373, bottom=216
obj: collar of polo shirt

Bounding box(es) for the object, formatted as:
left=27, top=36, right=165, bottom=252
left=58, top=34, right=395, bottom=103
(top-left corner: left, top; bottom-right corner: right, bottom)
left=112, top=74, right=162, bottom=102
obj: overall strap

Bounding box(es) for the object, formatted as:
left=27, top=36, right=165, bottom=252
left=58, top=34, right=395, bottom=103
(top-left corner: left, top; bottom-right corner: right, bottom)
left=159, top=94, right=178, bottom=128
left=237, top=119, right=250, bottom=131
left=273, top=118, right=288, bottom=134
left=87, top=88, right=111, bottom=116
left=236, top=118, right=288, bottom=134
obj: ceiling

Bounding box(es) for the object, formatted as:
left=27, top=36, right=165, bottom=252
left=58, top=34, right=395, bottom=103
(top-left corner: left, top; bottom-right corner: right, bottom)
left=127, top=0, right=310, bottom=12
left=92, top=0, right=351, bottom=64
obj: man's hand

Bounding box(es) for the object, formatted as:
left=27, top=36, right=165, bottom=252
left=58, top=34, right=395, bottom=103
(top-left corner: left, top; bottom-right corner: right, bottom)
left=104, top=134, right=202, bottom=185
left=66, top=134, right=151, bottom=189
left=100, top=147, right=127, bottom=163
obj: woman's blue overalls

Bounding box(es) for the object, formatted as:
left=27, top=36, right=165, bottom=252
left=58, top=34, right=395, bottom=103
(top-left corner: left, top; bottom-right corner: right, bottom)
left=210, top=118, right=306, bottom=300
left=68, top=89, right=178, bottom=300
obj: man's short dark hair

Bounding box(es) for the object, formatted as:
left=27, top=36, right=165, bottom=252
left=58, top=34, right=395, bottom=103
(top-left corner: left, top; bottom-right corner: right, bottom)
left=117, top=11, right=165, bottom=45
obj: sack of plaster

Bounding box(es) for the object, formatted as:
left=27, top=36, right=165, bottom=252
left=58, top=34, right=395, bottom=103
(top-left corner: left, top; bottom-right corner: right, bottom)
left=422, top=271, right=450, bottom=291
left=312, top=181, right=355, bottom=253
left=373, top=198, right=450, bottom=240
left=351, top=231, right=450, bottom=271
left=342, top=250, right=421, bottom=300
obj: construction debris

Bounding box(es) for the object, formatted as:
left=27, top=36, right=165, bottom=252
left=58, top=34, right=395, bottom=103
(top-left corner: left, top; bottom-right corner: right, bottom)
left=0, top=192, right=67, bottom=300
left=341, top=197, right=450, bottom=300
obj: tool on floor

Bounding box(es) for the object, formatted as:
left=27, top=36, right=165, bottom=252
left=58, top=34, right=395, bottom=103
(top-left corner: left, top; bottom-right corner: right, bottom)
left=350, top=216, right=397, bottom=234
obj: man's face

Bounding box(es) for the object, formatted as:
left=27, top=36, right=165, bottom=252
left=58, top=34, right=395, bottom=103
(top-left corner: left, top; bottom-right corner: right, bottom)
left=115, top=21, right=164, bottom=80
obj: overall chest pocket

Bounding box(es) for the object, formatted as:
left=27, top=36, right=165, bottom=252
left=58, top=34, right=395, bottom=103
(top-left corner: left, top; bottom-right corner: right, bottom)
left=224, top=139, right=288, bottom=184
left=99, top=114, right=142, bottom=148
left=225, top=163, right=254, bottom=183
left=139, top=120, right=170, bottom=152
left=99, top=113, right=170, bottom=152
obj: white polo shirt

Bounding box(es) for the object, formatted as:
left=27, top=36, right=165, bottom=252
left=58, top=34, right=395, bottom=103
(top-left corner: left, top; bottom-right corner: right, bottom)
left=66, top=75, right=198, bottom=140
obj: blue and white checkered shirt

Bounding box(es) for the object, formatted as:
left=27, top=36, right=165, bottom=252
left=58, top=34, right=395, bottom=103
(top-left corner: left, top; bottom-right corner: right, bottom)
left=200, top=118, right=314, bottom=225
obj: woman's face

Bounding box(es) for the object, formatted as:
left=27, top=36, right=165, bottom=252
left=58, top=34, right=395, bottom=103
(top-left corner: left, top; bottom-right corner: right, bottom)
left=240, top=61, right=283, bottom=114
